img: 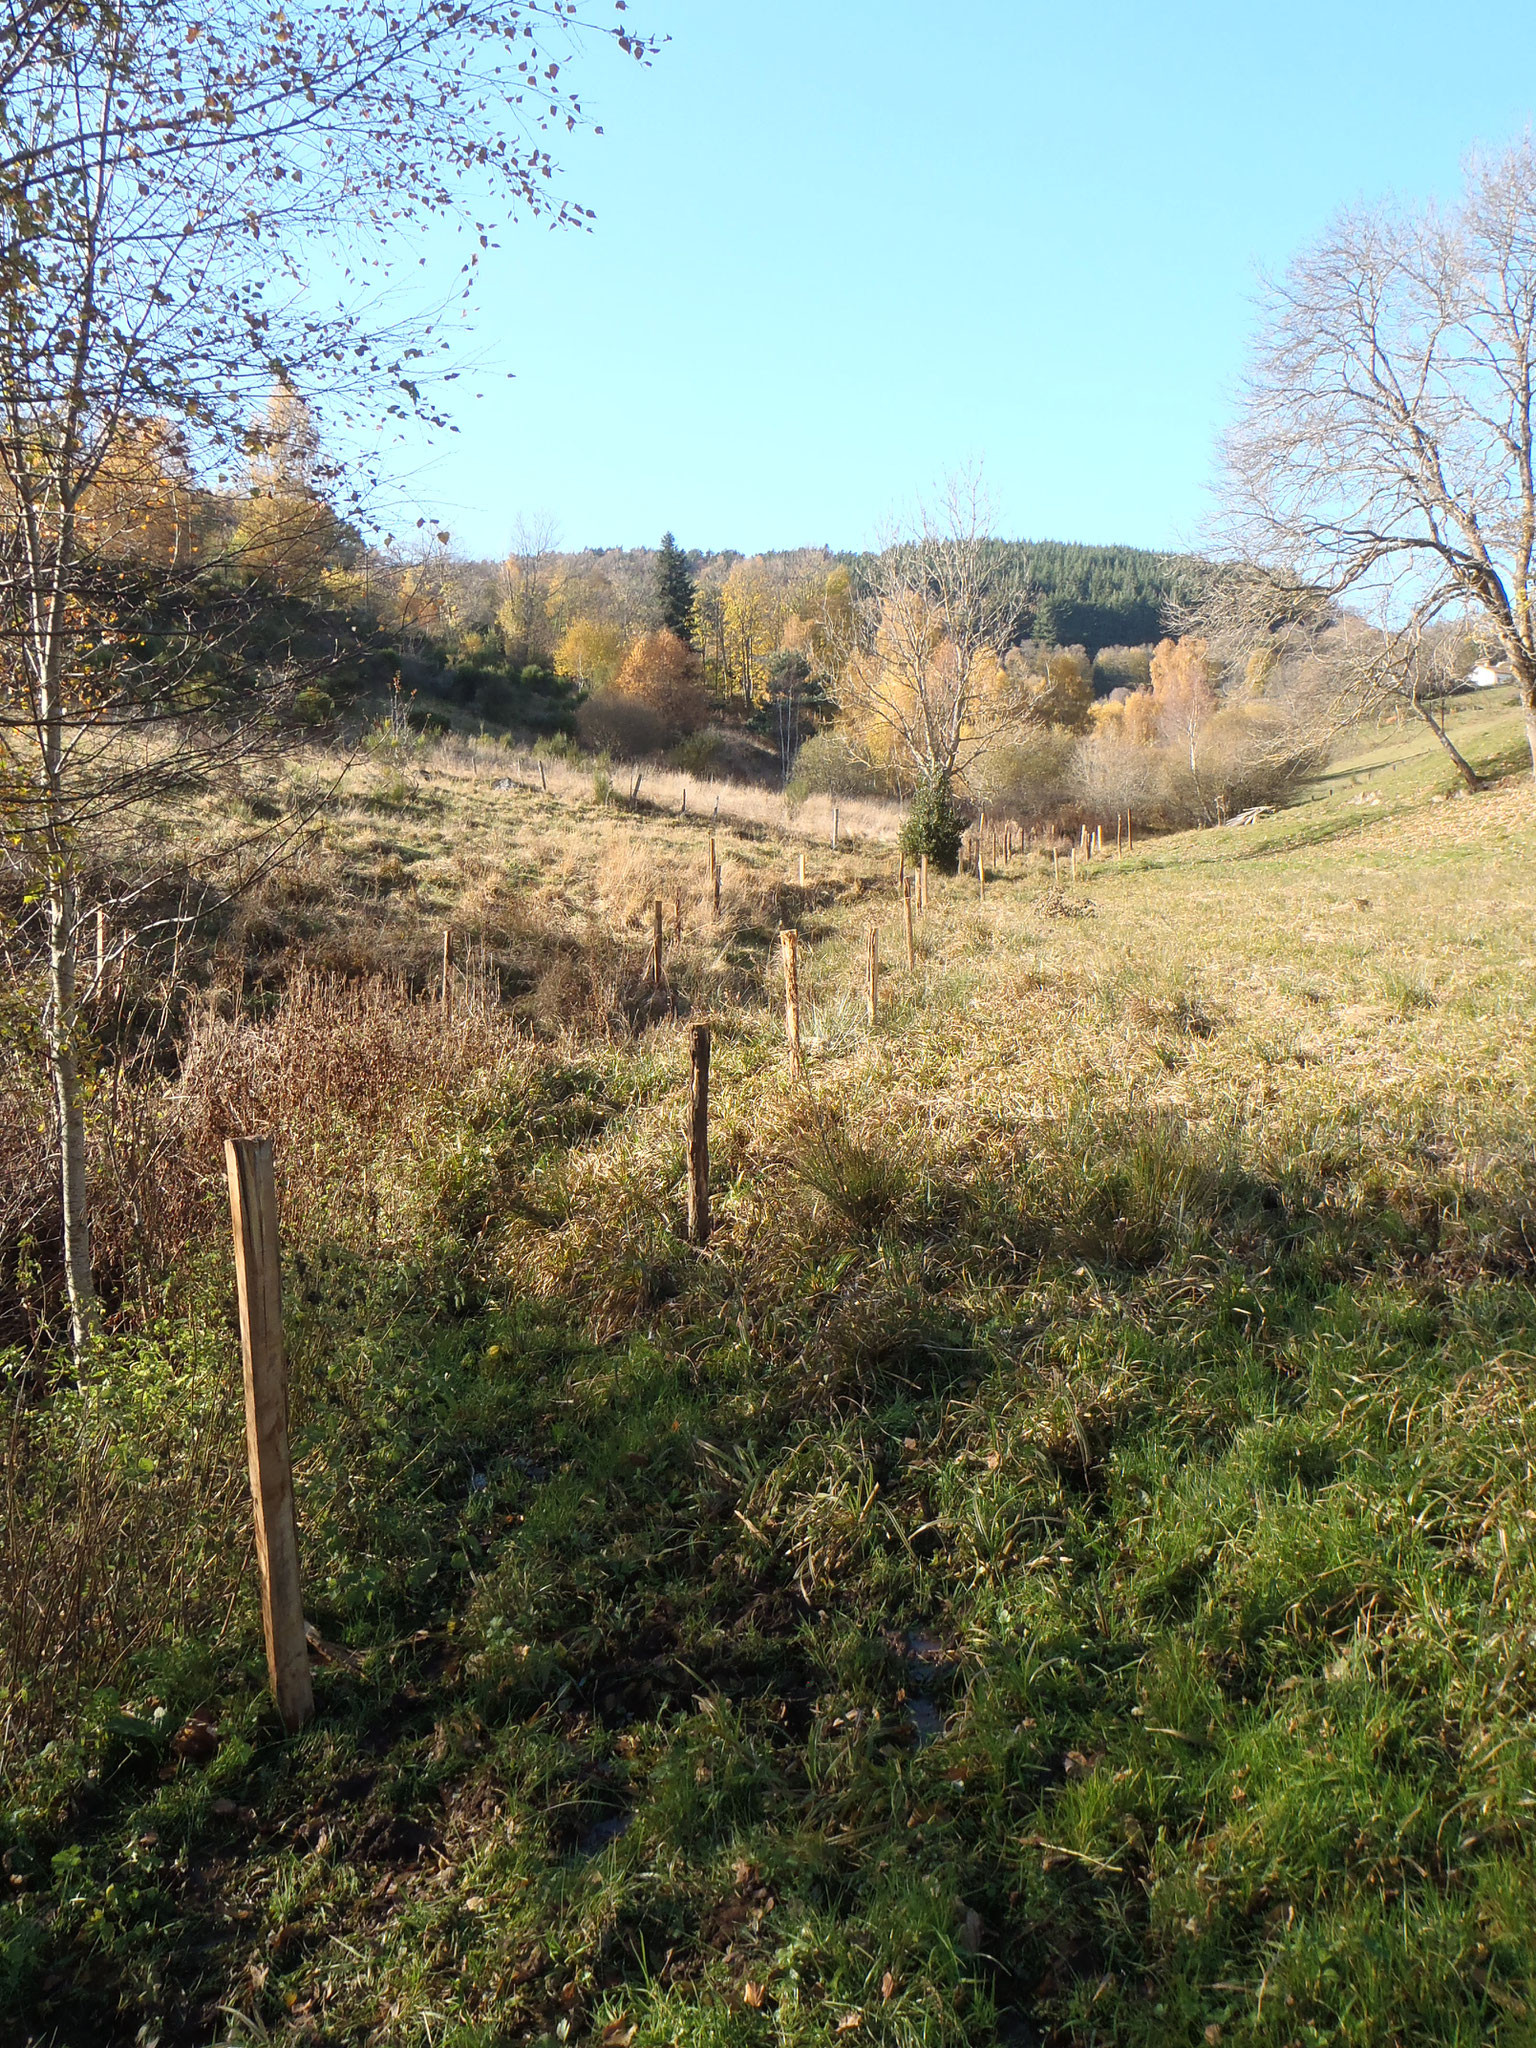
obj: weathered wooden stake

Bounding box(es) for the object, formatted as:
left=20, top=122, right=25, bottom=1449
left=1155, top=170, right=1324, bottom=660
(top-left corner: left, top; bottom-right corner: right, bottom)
left=651, top=897, right=664, bottom=985
left=441, top=928, right=452, bottom=1019
left=686, top=1024, right=710, bottom=1246
left=681, top=785, right=688, bottom=816
left=713, top=859, right=722, bottom=917
left=539, top=759, right=547, bottom=791
left=225, top=1137, right=313, bottom=1734
left=866, top=925, right=879, bottom=1025
left=977, top=840, right=985, bottom=902
left=708, top=834, right=717, bottom=880
left=831, top=806, right=839, bottom=851
left=898, top=850, right=906, bottom=892
left=903, top=879, right=915, bottom=969
left=780, top=929, right=804, bottom=1077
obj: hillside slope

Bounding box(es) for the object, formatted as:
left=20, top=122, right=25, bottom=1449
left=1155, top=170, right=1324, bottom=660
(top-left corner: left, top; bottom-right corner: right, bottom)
left=4, top=698, right=1536, bottom=2048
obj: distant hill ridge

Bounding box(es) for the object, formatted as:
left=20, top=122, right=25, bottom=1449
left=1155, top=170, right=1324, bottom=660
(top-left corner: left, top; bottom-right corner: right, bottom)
left=521, top=537, right=1197, bottom=657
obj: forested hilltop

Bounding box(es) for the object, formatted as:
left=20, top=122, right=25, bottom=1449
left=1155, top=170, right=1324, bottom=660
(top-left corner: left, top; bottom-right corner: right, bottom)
left=473, top=535, right=1195, bottom=664
left=977, top=539, right=1197, bottom=652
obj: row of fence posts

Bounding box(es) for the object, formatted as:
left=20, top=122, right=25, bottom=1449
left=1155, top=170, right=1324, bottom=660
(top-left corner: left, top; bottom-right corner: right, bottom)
left=226, top=802, right=1146, bottom=1734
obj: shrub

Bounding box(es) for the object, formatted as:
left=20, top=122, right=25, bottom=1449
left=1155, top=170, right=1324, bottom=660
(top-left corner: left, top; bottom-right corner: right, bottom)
left=472, top=675, right=517, bottom=725
left=785, top=732, right=887, bottom=806
left=670, top=730, right=732, bottom=778
left=534, top=731, right=580, bottom=765
left=899, top=774, right=966, bottom=866
left=575, top=691, right=668, bottom=759
left=291, top=687, right=335, bottom=726
left=973, top=727, right=1078, bottom=820
left=1092, top=643, right=1153, bottom=694
left=611, top=629, right=709, bottom=738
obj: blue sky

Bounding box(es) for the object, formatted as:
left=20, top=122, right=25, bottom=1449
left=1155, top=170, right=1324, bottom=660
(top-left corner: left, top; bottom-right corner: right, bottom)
left=391, top=0, right=1536, bottom=560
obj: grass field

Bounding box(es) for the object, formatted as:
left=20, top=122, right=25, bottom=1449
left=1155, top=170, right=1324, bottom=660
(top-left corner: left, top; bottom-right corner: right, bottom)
left=4, top=693, right=1536, bottom=2047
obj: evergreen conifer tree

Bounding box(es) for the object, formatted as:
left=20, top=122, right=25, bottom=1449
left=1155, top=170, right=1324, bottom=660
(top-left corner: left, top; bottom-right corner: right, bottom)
left=655, top=531, right=697, bottom=641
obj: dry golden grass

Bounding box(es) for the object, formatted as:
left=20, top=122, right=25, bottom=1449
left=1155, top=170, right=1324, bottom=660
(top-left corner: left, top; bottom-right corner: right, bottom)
left=6, top=693, right=1536, bottom=2047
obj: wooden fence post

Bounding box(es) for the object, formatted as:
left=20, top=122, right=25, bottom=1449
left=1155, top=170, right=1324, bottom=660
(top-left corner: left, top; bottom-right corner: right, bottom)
left=681, top=785, right=688, bottom=816
left=831, top=806, right=839, bottom=851
left=686, top=1024, right=710, bottom=1246
left=898, top=850, right=906, bottom=892
left=713, top=858, right=722, bottom=918
left=708, top=834, right=716, bottom=882
left=539, top=758, right=547, bottom=791
left=225, top=1137, right=313, bottom=1735
left=977, top=839, right=985, bottom=903
left=441, top=928, right=452, bottom=1019
left=866, top=925, right=879, bottom=1025
left=903, top=879, right=915, bottom=969
left=651, top=897, right=664, bottom=985
left=780, top=929, right=804, bottom=1077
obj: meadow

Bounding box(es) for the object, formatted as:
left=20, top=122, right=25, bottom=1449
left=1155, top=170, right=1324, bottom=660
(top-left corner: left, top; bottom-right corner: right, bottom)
left=3, top=688, right=1535, bottom=2047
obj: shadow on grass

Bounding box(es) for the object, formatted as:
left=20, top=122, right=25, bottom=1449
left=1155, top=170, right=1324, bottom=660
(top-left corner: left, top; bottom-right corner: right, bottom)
left=6, top=1108, right=1536, bottom=2046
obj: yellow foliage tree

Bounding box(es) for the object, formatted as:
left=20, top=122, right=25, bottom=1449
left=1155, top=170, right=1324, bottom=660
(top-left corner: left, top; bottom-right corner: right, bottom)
left=821, top=477, right=1029, bottom=791
left=835, top=592, right=1027, bottom=786
left=612, top=629, right=709, bottom=736
left=231, top=386, right=348, bottom=596
left=76, top=417, right=196, bottom=567
left=556, top=619, right=628, bottom=691
left=1003, top=646, right=1094, bottom=732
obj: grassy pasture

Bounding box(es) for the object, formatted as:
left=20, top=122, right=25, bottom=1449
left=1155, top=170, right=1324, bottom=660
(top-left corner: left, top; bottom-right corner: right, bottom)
left=4, top=695, right=1536, bottom=2047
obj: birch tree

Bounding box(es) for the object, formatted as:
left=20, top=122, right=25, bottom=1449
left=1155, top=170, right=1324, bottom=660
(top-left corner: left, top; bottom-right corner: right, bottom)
left=0, top=0, right=651, bottom=1354
left=826, top=474, right=1029, bottom=794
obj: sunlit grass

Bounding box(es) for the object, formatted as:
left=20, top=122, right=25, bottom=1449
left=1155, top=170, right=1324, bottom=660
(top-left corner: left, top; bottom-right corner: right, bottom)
left=4, top=702, right=1536, bottom=2044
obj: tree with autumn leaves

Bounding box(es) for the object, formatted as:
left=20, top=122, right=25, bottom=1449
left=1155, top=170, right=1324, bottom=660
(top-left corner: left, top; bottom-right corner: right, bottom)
left=0, top=0, right=653, bottom=1355
left=818, top=477, right=1029, bottom=849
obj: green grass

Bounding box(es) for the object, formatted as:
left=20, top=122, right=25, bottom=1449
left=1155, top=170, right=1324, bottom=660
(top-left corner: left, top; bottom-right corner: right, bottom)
left=5, top=706, right=1536, bottom=2046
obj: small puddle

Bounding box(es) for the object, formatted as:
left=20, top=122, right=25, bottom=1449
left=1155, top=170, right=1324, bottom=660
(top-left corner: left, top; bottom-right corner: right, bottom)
left=907, top=1696, right=944, bottom=1745
left=904, top=1630, right=951, bottom=1748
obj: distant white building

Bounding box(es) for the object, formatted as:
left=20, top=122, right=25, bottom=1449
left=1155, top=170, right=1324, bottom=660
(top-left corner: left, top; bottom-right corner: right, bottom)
left=1463, top=660, right=1514, bottom=690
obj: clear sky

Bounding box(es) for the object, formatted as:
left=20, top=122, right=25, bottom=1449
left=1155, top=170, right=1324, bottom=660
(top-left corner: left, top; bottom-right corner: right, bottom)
left=391, top=0, right=1536, bottom=561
